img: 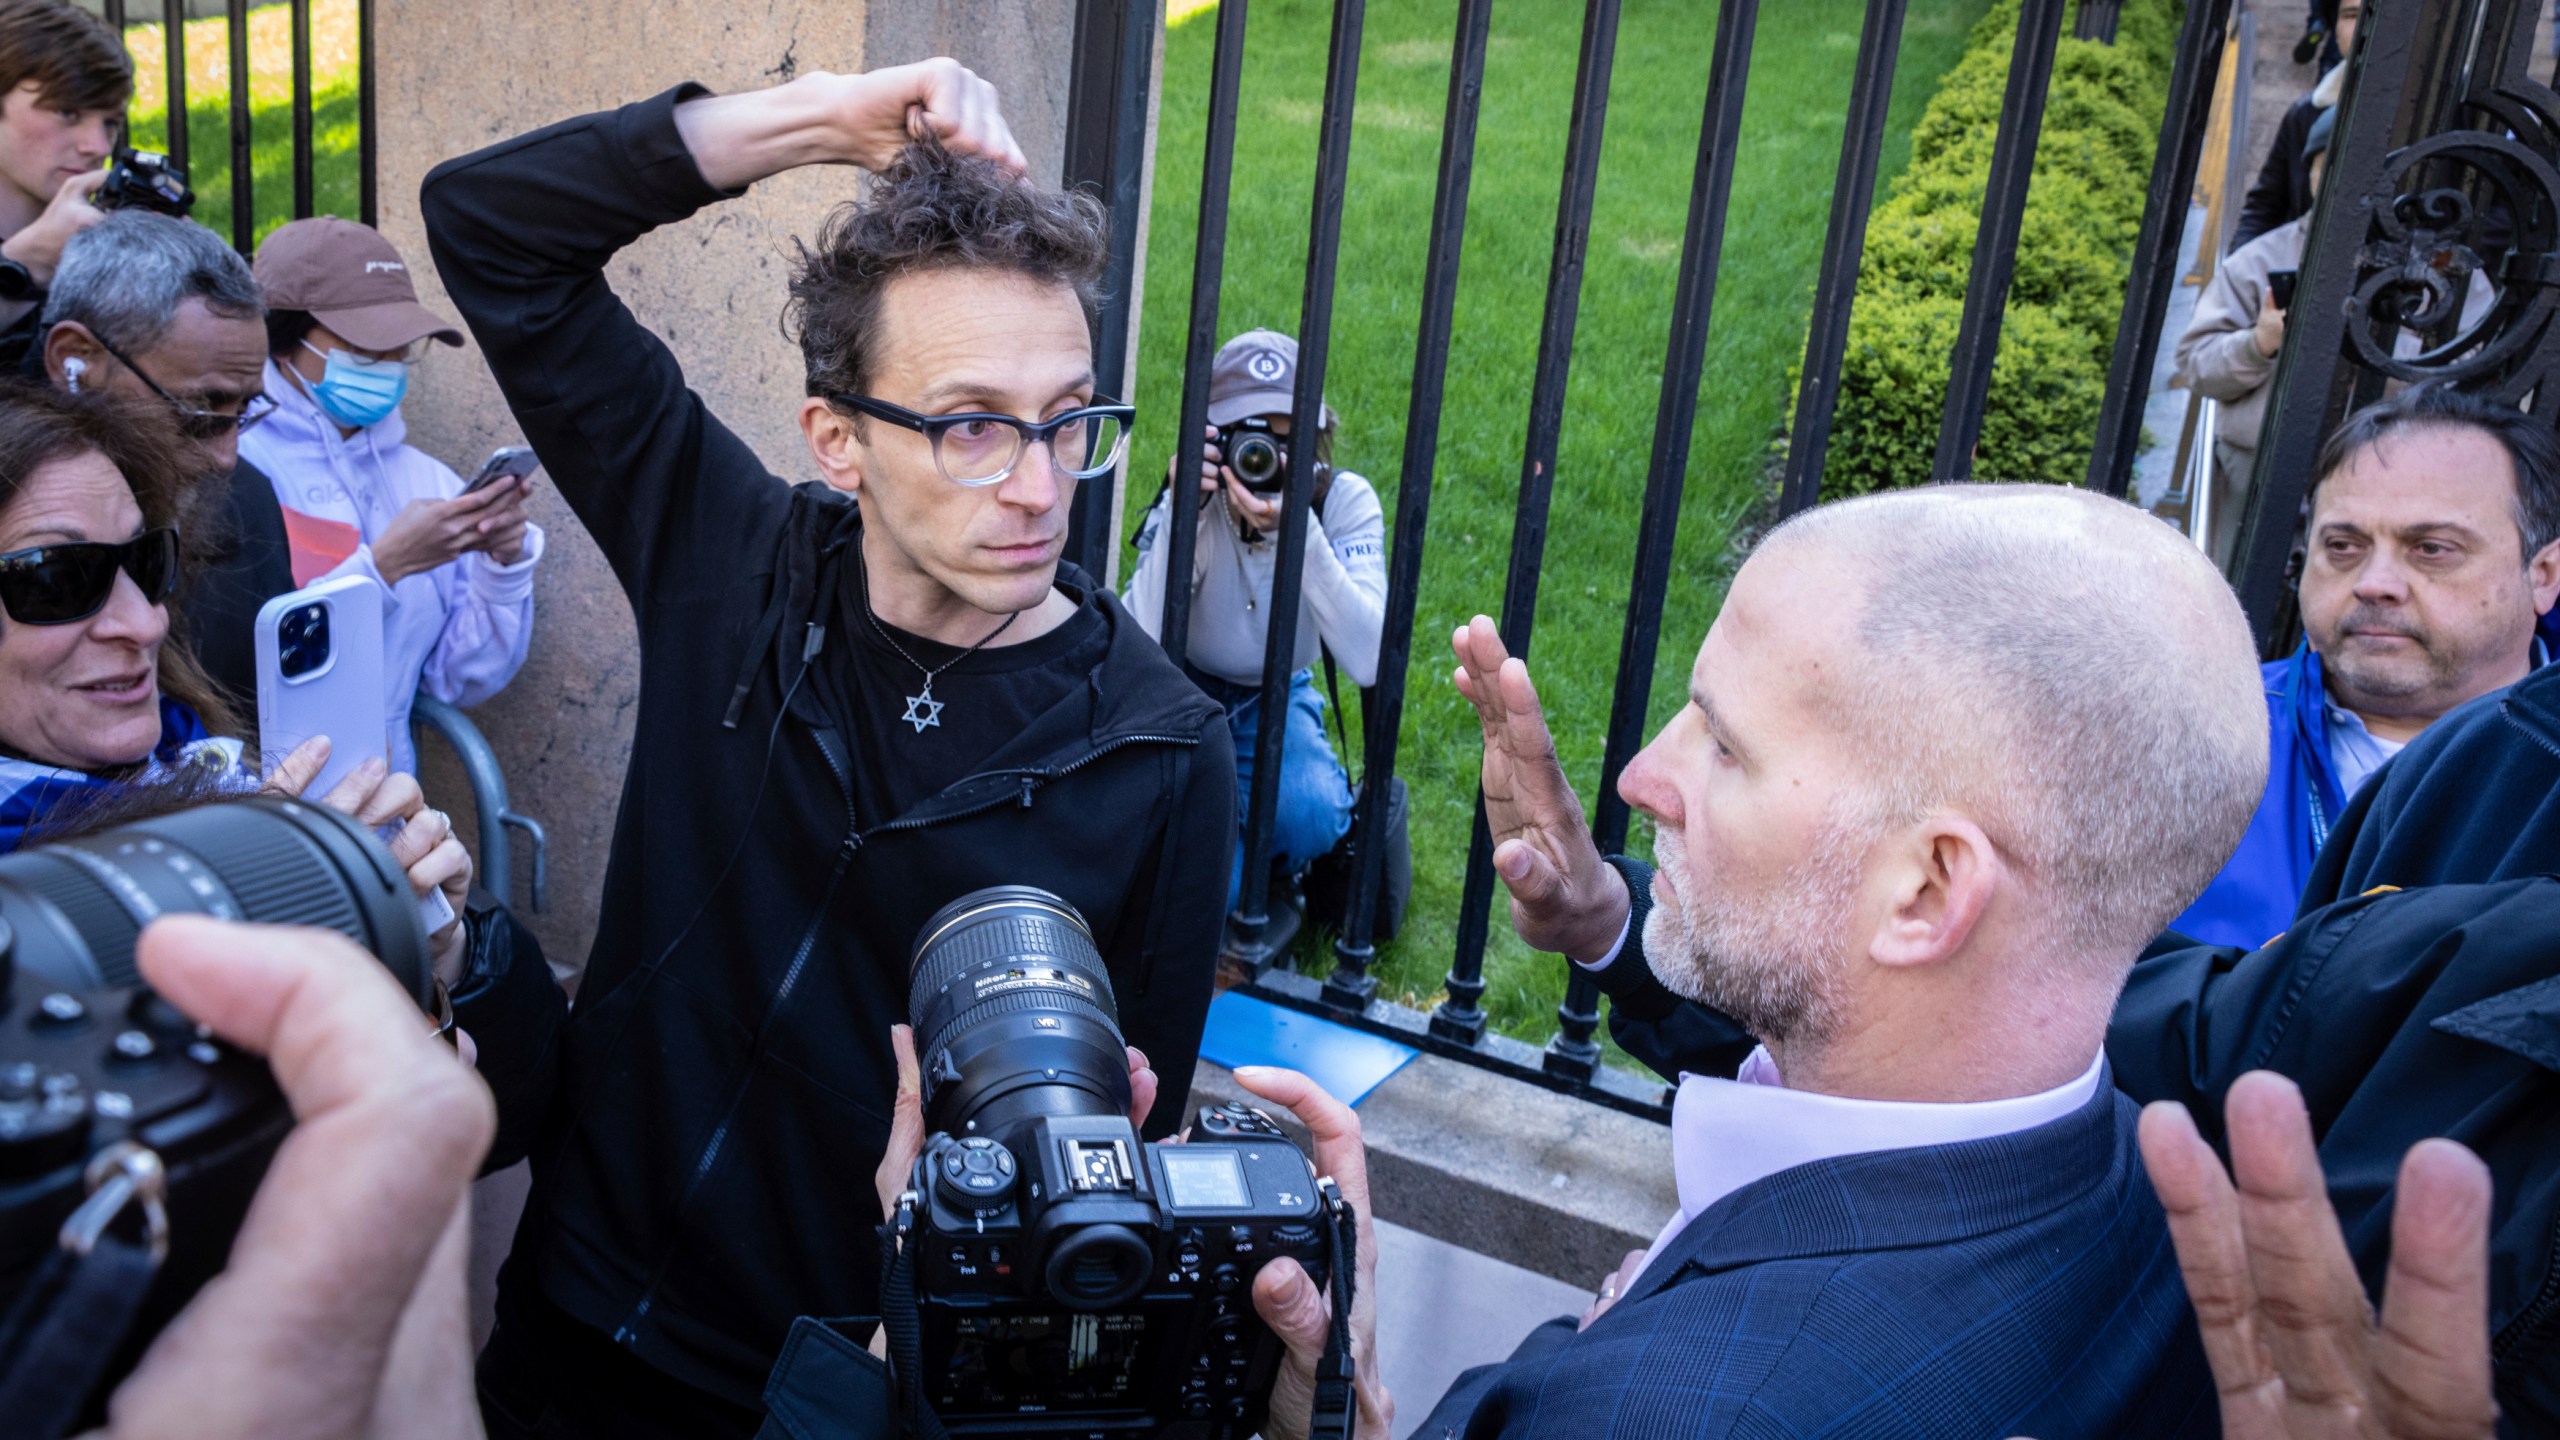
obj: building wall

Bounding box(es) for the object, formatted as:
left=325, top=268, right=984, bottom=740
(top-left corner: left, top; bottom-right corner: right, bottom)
left=374, top=0, right=1088, bottom=976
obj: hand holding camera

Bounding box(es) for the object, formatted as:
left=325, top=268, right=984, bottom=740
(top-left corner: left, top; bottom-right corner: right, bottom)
left=0, top=168, right=106, bottom=291
left=263, top=739, right=475, bottom=988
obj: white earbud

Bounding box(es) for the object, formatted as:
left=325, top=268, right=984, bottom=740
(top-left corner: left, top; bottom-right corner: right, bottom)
left=61, top=356, right=85, bottom=393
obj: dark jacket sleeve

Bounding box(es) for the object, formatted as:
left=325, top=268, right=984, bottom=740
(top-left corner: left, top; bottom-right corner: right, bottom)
left=2231, top=98, right=2316, bottom=253
left=419, top=85, right=789, bottom=605
left=1115, top=722, right=1236, bottom=1141
left=1412, top=1317, right=1578, bottom=1438
left=1587, top=855, right=1758, bottom=1083
left=449, top=889, right=569, bottom=1173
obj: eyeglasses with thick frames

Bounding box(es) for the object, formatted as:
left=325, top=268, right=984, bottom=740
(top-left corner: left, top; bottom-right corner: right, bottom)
left=0, top=527, right=178, bottom=625
left=828, top=394, right=1134, bottom=487
left=91, top=333, right=276, bottom=440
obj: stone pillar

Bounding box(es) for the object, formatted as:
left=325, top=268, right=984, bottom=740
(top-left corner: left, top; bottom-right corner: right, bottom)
left=373, top=0, right=1085, bottom=979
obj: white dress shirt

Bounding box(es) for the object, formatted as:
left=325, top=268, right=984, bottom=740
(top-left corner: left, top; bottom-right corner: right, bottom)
left=1617, top=1045, right=2107, bottom=1294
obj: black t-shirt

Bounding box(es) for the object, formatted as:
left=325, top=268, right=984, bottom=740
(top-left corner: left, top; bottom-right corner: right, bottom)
left=824, top=571, right=1110, bottom=824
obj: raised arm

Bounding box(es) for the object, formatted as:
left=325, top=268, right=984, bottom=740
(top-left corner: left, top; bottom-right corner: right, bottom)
left=419, top=62, right=1018, bottom=602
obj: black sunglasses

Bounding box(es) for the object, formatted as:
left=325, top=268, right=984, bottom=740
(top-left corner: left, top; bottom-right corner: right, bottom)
left=91, top=333, right=275, bottom=440
left=0, top=527, right=179, bottom=625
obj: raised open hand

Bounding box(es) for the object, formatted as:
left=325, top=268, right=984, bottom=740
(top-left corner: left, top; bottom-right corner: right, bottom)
left=2138, top=1072, right=2499, bottom=1440
left=1451, top=615, right=1628, bottom=962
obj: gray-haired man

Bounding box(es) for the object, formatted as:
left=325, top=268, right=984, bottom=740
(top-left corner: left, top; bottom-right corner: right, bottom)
left=35, top=209, right=288, bottom=704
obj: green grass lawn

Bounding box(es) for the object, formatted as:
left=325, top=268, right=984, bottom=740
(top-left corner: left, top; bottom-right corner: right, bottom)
left=1132, top=0, right=1993, bottom=1053
left=116, top=0, right=362, bottom=247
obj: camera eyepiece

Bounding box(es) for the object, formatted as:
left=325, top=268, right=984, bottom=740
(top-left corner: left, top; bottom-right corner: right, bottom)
left=907, top=886, right=1130, bottom=1138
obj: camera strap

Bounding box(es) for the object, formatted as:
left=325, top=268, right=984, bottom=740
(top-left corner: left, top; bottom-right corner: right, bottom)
left=1307, top=1177, right=1359, bottom=1440
left=876, top=1195, right=952, bottom=1440
left=0, top=1144, right=172, bottom=1437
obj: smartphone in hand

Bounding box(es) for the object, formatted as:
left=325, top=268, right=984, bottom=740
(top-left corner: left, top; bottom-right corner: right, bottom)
left=2266, top=269, right=2299, bottom=311
left=255, top=575, right=386, bottom=798
left=463, top=445, right=539, bottom=495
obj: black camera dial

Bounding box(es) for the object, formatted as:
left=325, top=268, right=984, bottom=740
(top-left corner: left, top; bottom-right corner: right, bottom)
left=933, top=1135, right=1016, bottom=1216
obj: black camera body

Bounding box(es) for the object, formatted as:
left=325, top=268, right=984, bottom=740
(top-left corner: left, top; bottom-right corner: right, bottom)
left=891, top=889, right=1339, bottom=1438
left=0, top=798, right=428, bottom=1428
left=96, top=149, right=194, bottom=218
left=1214, top=418, right=1292, bottom=496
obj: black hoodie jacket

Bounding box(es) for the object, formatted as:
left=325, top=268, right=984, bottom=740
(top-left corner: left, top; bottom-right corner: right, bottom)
left=421, top=86, right=1233, bottom=1408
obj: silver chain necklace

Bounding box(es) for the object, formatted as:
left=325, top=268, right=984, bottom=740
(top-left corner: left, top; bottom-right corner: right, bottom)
left=863, top=597, right=1022, bottom=734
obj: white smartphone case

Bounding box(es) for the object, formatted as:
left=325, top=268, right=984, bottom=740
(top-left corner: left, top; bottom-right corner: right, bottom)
left=255, top=575, right=388, bottom=798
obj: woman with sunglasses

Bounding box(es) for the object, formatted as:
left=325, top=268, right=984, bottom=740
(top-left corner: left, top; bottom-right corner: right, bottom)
left=239, top=217, right=541, bottom=776
left=0, top=383, right=244, bottom=850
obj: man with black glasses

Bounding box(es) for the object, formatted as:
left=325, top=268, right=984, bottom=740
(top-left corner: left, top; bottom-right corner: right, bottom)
left=421, top=62, right=1233, bottom=1439
left=35, top=208, right=287, bottom=708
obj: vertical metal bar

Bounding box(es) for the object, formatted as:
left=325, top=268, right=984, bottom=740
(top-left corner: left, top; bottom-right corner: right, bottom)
left=291, top=0, right=313, bottom=219
left=161, top=0, right=187, bottom=176
left=2085, top=0, right=2235, bottom=495
left=103, top=0, right=123, bottom=32
left=1159, top=0, right=1250, bottom=675
left=1437, top=0, right=1622, bottom=1047
left=1061, top=0, right=1160, bottom=581
left=1774, top=0, right=1909, bottom=518
left=1230, top=0, right=1366, bottom=968
left=358, top=0, right=376, bottom=226
left=2233, top=0, right=2433, bottom=643
left=2074, top=0, right=2121, bottom=44
left=1557, top=0, right=1764, bottom=1081
left=1328, top=0, right=1497, bottom=1011
left=225, top=0, right=251, bottom=254
left=1931, top=0, right=2067, bottom=481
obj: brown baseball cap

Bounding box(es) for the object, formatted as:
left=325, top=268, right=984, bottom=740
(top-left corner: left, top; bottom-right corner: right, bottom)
left=252, top=217, right=464, bottom=353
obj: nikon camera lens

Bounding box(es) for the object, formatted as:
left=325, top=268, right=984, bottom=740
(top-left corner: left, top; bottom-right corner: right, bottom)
left=907, top=886, right=1130, bottom=1139
left=0, top=796, right=430, bottom=1004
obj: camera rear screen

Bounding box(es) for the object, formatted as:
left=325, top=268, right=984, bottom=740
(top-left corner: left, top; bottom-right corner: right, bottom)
left=1160, top=1147, right=1251, bottom=1209
left=941, top=1312, right=1148, bottom=1411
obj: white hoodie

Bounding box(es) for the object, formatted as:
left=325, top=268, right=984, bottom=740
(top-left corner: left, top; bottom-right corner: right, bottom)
left=238, top=358, right=542, bottom=773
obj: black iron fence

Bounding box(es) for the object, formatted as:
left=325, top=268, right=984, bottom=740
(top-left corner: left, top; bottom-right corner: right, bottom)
left=96, top=0, right=377, bottom=254
left=1051, top=0, right=2242, bottom=1122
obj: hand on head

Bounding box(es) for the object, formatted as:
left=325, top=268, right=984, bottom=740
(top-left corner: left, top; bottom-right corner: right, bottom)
left=1232, top=1066, right=1394, bottom=1440
left=2139, top=1071, right=2498, bottom=1439
left=1451, top=616, right=1629, bottom=962
left=94, top=916, right=493, bottom=1440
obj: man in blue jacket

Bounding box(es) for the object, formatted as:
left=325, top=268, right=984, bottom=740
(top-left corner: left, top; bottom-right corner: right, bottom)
left=2170, top=384, right=2560, bottom=946
left=1232, top=484, right=2261, bottom=1437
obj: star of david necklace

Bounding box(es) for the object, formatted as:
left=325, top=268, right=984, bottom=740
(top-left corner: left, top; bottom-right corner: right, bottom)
left=863, top=593, right=1022, bottom=734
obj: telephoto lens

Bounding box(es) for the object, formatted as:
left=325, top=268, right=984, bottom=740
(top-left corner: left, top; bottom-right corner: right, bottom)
left=908, top=885, right=1132, bottom=1139
left=0, top=795, right=432, bottom=1429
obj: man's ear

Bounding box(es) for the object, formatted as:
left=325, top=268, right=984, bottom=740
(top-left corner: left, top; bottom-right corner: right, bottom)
left=2528, top=536, right=2560, bottom=618
left=800, top=396, right=864, bottom=497
left=1867, top=815, right=2001, bottom=971
left=43, top=321, right=105, bottom=389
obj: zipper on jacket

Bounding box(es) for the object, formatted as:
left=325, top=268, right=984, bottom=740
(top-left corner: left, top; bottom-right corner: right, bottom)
left=2494, top=1201, right=2560, bottom=1365
left=859, top=733, right=1198, bottom=842
left=618, top=722, right=861, bottom=1345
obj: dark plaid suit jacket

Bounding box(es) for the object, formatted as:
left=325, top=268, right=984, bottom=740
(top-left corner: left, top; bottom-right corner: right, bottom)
left=1412, top=1077, right=2215, bottom=1438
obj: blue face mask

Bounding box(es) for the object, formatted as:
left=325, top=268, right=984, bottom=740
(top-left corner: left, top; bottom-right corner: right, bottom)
left=300, top=340, right=408, bottom=430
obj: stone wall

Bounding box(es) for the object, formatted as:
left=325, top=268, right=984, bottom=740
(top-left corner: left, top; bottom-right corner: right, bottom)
left=374, top=0, right=1092, bottom=976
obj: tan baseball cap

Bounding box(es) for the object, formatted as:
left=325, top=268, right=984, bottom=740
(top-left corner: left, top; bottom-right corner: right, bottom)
left=253, top=217, right=463, bottom=353
left=1207, top=329, right=1336, bottom=429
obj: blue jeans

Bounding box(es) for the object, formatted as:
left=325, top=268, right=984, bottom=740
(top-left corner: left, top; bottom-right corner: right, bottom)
left=1224, top=669, right=1354, bottom=909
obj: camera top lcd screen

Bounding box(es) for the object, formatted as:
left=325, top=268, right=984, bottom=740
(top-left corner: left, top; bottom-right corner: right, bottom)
left=1159, top=1147, right=1252, bottom=1210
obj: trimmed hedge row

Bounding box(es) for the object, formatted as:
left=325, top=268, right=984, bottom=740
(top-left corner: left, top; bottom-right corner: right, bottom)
left=1816, top=0, right=2183, bottom=494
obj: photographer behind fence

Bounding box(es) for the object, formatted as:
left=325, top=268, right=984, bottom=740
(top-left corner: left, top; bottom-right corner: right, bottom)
left=1244, top=485, right=2260, bottom=1436
left=0, top=0, right=124, bottom=357
left=420, top=60, right=1233, bottom=1439
left=1123, top=330, right=1386, bottom=911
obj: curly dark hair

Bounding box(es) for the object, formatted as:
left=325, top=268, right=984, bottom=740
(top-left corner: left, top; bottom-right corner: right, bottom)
left=0, top=382, right=240, bottom=739
left=784, top=140, right=1111, bottom=405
